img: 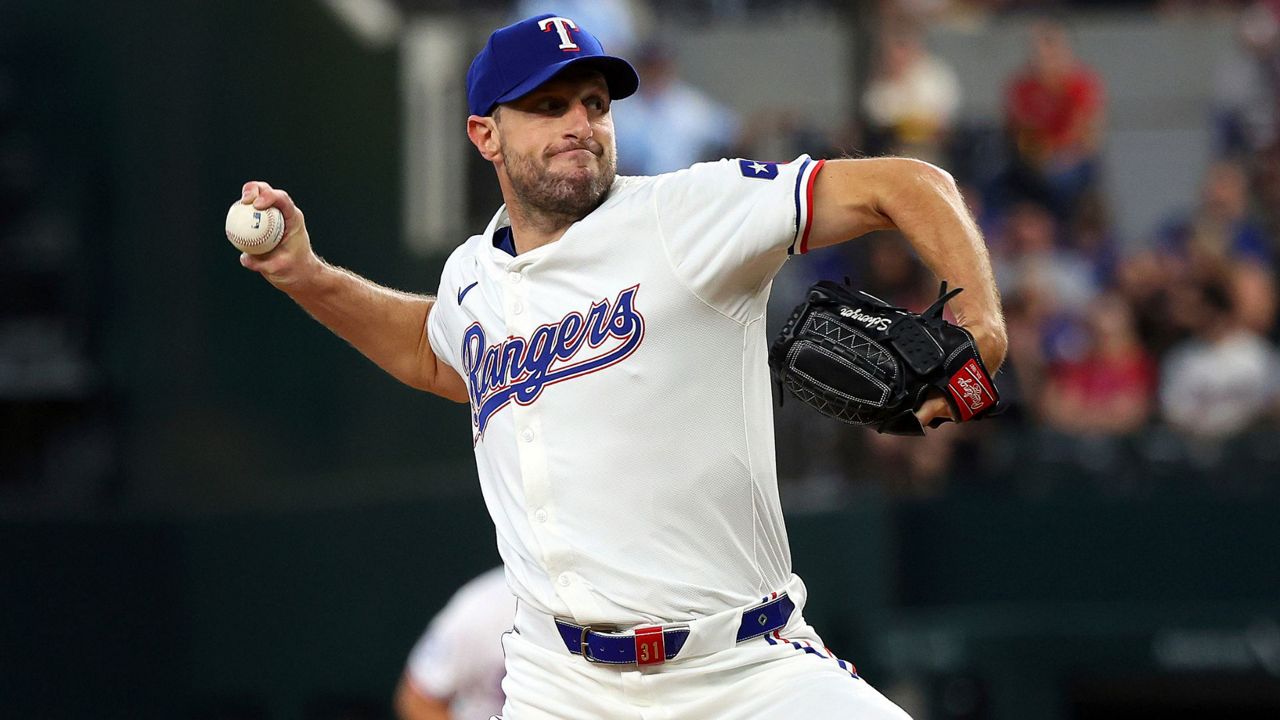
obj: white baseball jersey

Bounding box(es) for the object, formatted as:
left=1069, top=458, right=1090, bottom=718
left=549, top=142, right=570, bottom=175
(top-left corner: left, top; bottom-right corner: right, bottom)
left=427, top=156, right=826, bottom=626
left=405, top=567, right=515, bottom=720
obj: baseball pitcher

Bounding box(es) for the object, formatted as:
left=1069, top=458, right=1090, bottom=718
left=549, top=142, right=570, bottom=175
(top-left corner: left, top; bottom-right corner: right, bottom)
left=234, top=14, right=1006, bottom=719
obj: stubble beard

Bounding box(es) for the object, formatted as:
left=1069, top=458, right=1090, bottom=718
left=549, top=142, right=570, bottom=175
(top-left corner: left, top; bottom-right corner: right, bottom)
left=502, top=140, right=616, bottom=223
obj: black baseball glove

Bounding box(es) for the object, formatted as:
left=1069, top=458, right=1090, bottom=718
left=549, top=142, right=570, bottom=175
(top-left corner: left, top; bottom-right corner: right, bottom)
left=768, top=280, right=1000, bottom=436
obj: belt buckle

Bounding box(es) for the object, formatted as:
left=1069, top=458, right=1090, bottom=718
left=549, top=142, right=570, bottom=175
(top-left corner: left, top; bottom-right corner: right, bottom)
left=579, top=624, right=621, bottom=663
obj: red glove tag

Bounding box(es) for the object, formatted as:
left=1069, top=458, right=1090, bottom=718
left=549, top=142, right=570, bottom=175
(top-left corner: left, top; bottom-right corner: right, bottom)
left=634, top=626, right=666, bottom=666
left=946, top=359, right=997, bottom=421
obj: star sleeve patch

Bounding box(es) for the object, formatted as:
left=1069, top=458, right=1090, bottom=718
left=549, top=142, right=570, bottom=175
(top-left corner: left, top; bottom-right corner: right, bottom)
left=738, top=159, right=778, bottom=180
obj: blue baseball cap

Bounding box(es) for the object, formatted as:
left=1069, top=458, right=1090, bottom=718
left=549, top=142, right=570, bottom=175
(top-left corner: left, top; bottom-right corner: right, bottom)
left=466, top=14, right=640, bottom=117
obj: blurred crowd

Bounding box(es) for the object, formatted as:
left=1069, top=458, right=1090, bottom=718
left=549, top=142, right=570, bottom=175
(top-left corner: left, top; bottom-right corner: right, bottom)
left=805, top=0, right=1280, bottom=499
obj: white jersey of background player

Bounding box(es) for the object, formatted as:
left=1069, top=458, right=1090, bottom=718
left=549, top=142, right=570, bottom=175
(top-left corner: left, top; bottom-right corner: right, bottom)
left=396, top=567, right=514, bottom=720
left=236, top=13, right=1006, bottom=720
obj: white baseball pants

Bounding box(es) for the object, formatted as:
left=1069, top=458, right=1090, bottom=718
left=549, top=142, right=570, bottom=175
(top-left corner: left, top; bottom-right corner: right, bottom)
left=495, top=612, right=911, bottom=719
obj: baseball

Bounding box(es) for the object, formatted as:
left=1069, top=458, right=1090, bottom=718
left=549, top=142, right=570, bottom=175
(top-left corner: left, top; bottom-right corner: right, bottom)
left=225, top=201, right=285, bottom=255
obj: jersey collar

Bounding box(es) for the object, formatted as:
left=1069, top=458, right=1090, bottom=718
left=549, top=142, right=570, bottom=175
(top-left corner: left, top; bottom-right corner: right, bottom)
left=479, top=177, right=632, bottom=268
left=482, top=205, right=519, bottom=266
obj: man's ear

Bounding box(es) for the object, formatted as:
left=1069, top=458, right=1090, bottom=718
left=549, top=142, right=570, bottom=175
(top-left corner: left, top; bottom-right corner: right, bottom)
left=467, top=115, right=502, bottom=162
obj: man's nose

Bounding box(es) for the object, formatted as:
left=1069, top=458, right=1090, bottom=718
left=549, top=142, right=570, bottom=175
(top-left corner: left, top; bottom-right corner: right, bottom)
left=562, top=101, right=593, bottom=140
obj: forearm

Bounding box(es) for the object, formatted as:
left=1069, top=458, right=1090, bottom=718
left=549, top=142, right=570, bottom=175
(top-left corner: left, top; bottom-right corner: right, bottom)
left=233, top=180, right=466, bottom=401
left=880, top=163, right=1008, bottom=370
left=282, top=260, right=460, bottom=398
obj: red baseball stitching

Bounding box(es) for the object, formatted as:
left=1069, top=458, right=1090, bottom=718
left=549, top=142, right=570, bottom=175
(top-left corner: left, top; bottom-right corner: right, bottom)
left=228, top=207, right=283, bottom=251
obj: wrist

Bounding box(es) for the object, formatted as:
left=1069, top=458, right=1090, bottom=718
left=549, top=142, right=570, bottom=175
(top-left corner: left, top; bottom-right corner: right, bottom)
left=274, top=252, right=328, bottom=294
left=965, top=320, right=1008, bottom=372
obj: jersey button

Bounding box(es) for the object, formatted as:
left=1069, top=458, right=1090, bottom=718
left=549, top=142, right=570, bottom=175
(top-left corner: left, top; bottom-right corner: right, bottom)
left=509, top=272, right=522, bottom=283
left=534, top=508, right=548, bottom=523
left=512, top=301, right=524, bottom=314
left=520, top=428, right=534, bottom=442
left=558, top=573, right=571, bottom=587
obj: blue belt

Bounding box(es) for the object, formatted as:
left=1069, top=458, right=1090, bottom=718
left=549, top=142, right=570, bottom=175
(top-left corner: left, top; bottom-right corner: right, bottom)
left=553, top=593, right=796, bottom=666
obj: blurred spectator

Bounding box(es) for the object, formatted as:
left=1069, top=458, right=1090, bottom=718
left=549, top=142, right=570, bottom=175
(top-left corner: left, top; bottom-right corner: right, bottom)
left=1155, top=160, right=1270, bottom=265
left=1115, top=250, right=1186, bottom=359
left=998, top=285, right=1050, bottom=423
left=987, top=201, right=1106, bottom=428
left=1159, top=279, right=1280, bottom=441
left=1066, top=189, right=1120, bottom=289
left=613, top=42, right=742, bottom=175
left=1002, top=19, right=1105, bottom=221
left=395, top=567, right=514, bottom=720
left=993, top=202, right=1099, bottom=321
left=1151, top=159, right=1277, bottom=334
left=1039, top=293, right=1156, bottom=436
left=1212, top=2, right=1280, bottom=157
left=861, top=23, right=961, bottom=164
left=513, top=0, right=643, bottom=55
left=1118, top=160, right=1277, bottom=360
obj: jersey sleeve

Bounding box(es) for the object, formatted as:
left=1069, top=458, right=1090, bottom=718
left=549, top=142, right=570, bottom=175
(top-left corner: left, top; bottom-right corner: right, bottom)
left=427, top=252, right=464, bottom=375
left=404, top=593, right=475, bottom=701
left=404, top=569, right=514, bottom=704
left=653, top=155, right=825, bottom=321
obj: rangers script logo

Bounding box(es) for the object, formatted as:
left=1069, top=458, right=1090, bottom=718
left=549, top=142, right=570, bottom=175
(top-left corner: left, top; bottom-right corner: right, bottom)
left=462, top=285, right=645, bottom=438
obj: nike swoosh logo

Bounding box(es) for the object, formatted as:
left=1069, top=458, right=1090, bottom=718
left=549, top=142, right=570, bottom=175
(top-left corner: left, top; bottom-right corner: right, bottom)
left=457, top=281, right=479, bottom=304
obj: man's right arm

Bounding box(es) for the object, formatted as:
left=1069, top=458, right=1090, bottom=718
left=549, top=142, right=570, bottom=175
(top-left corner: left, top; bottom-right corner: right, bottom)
left=237, top=181, right=468, bottom=403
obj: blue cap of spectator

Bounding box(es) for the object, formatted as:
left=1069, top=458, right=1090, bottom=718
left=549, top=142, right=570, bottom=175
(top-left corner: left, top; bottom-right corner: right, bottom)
left=466, top=14, right=640, bottom=117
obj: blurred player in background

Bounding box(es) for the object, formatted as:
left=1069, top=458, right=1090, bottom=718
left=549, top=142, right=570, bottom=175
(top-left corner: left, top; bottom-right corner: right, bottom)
left=394, top=567, right=515, bottom=720
left=612, top=41, right=742, bottom=175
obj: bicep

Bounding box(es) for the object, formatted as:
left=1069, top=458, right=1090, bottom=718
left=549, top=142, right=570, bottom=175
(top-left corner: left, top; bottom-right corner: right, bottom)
left=805, top=158, right=922, bottom=252
left=430, top=359, right=469, bottom=403
left=420, top=298, right=470, bottom=403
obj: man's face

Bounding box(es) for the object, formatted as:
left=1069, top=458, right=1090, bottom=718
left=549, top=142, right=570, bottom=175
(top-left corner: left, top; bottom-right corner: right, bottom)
left=1030, top=23, right=1072, bottom=79
left=493, top=69, right=617, bottom=219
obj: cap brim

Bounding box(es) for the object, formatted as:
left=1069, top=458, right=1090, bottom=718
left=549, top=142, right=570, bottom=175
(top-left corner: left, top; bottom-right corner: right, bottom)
left=492, top=55, right=639, bottom=113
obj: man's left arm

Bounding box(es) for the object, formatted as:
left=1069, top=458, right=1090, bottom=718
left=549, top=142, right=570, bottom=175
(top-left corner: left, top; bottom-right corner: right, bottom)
left=806, top=158, right=1008, bottom=422
left=393, top=673, right=452, bottom=720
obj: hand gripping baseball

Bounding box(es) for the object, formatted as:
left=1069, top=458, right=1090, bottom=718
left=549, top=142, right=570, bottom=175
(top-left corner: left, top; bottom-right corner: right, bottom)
left=236, top=181, right=321, bottom=287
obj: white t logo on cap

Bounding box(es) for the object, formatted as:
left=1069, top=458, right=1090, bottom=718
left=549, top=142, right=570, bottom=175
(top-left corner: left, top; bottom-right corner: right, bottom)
left=538, top=17, right=581, bottom=51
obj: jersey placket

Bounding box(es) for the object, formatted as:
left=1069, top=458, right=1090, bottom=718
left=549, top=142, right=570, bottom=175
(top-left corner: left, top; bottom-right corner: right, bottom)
left=502, top=260, right=590, bottom=616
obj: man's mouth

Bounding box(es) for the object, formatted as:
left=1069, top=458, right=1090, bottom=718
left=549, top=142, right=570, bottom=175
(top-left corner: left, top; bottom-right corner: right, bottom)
left=550, top=146, right=598, bottom=160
